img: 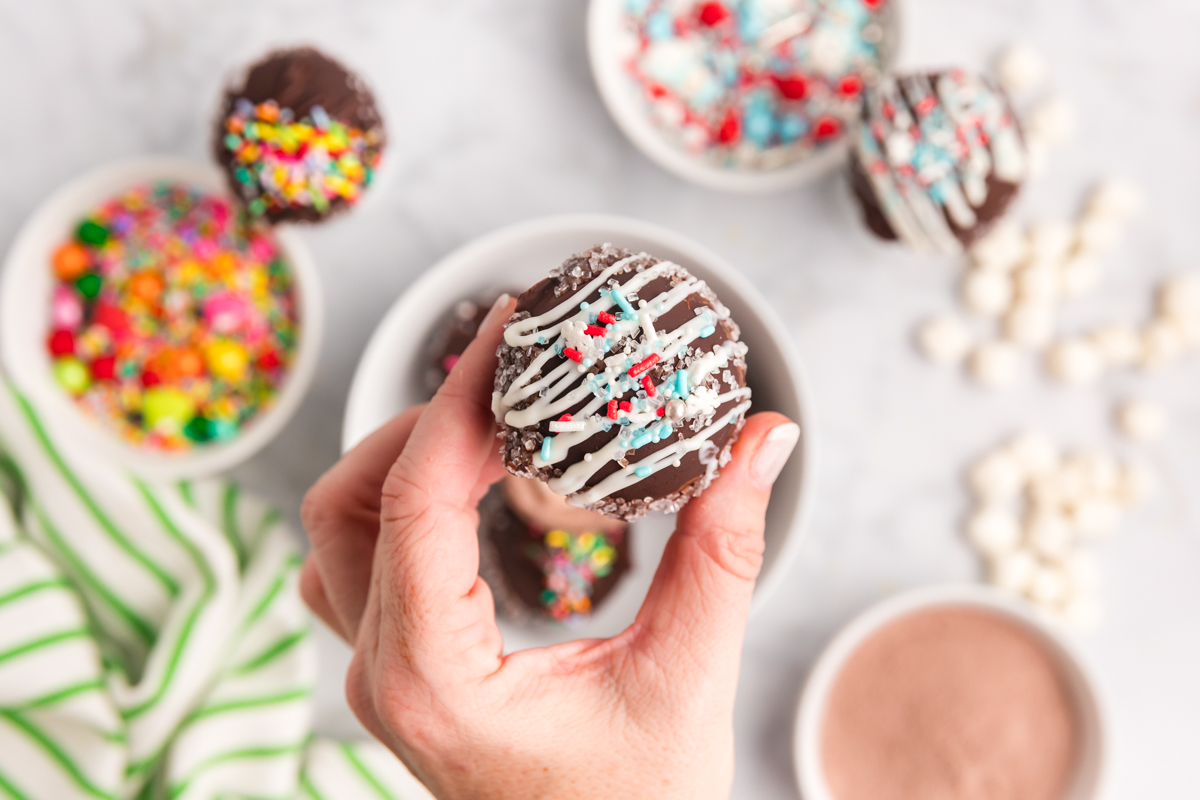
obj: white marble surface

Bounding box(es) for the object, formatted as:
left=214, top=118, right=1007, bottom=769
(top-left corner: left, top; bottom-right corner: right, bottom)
left=2, top=0, right=1199, bottom=797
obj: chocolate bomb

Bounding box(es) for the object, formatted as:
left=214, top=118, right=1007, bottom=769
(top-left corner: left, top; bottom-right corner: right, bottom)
left=214, top=47, right=386, bottom=224
left=494, top=245, right=751, bottom=522
left=849, top=69, right=1028, bottom=254
left=423, top=294, right=514, bottom=398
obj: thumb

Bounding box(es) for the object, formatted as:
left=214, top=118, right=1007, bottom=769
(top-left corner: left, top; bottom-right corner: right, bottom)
left=632, top=413, right=799, bottom=671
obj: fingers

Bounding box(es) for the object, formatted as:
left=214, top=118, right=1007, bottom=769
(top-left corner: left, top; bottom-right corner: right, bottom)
left=373, top=294, right=515, bottom=678
left=301, top=405, right=425, bottom=642
left=299, top=558, right=345, bottom=642
left=632, top=413, right=799, bottom=677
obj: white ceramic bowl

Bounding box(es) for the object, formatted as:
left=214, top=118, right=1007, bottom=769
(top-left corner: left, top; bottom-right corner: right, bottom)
left=343, top=214, right=816, bottom=650
left=587, top=0, right=904, bottom=193
left=0, top=157, right=324, bottom=480
left=794, top=584, right=1107, bottom=800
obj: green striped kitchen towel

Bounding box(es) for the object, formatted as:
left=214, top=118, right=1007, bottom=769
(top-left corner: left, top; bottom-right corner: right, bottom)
left=0, top=380, right=435, bottom=800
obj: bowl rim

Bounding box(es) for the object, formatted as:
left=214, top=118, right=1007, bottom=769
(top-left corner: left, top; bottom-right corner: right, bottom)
left=792, top=582, right=1108, bottom=800
left=585, top=0, right=905, bottom=194
left=0, top=156, right=325, bottom=479
left=341, top=212, right=818, bottom=619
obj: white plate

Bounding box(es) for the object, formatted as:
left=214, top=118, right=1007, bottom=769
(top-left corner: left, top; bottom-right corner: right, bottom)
left=0, top=157, right=324, bottom=479
left=587, top=0, right=904, bottom=193
left=343, top=214, right=816, bottom=650
left=793, top=584, right=1107, bottom=800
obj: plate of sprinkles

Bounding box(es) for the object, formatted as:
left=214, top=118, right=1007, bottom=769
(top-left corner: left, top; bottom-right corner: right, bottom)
left=0, top=158, right=323, bottom=479
left=589, top=0, right=902, bottom=192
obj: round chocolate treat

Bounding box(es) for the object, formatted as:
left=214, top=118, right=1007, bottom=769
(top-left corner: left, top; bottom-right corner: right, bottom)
left=214, top=47, right=386, bottom=224
left=478, top=477, right=631, bottom=624
left=423, top=294, right=514, bottom=398
left=850, top=69, right=1028, bottom=254
left=494, top=245, right=752, bottom=521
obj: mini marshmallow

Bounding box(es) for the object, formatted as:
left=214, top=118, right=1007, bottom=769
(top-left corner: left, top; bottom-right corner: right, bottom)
left=1116, top=461, right=1155, bottom=506
left=1006, top=432, right=1059, bottom=477
left=1027, top=220, right=1075, bottom=263
left=1072, top=498, right=1121, bottom=539
left=968, top=341, right=1021, bottom=388
left=1024, top=138, right=1051, bottom=180
left=916, top=313, right=973, bottom=364
left=1089, top=324, right=1142, bottom=367
left=1073, top=450, right=1120, bottom=496
left=969, top=451, right=1024, bottom=502
left=1059, top=254, right=1101, bottom=298
left=988, top=548, right=1039, bottom=593
left=996, top=43, right=1047, bottom=94
left=1117, top=399, right=1166, bottom=442
left=1003, top=302, right=1056, bottom=348
left=1086, top=179, right=1145, bottom=221
left=1060, top=591, right=1103, bottom=631
left=1062, top=550, right=1102, bottom=590
left=1014, top=264, right=1060, bottom=303
left=1157, top=273, right=1200, bottom=322
left=1027, top=564, right=1070, bottom=606
left=1139, top=320, right=1186, bottom=370
left=969, top=220, right=1028, bottom=272
left=1045, top=338, right=1104, bottom=385
left=1166, top=313, right=1200, bottom=349
left=1027, top=96, right=1076, bottom=147
left=1026, top=511, right=1074, bottom=560
left=967, top=506, right=1022, bottom=556
left=1074, top=215, right=1123, bottom=255
left=962, top=269, right=1015, bottom=317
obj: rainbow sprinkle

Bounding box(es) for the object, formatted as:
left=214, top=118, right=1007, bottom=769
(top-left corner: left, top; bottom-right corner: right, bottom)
left=46, top=182, right=299, bottom=451
left=529, top=528, right=620, bottom=623
left=222, top=99, right=382, bottom=218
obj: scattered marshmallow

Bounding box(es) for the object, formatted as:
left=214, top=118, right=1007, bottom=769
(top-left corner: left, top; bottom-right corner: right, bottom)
left=970, top=220, right=1027, bottom=272
left=1089, top=324, right=1142, bottom=367
left=1027, top=96, right=1076, bottom=147
left=1003, top=302, right=1055, bottom=347
left=1086, top=179, right=1145, bottom=221
left=1014, top=264, right=1060, bottom=303
left=996, top=43, right=1047, bottom=94
left=1074, top=214, right=1123, bottom=255
left=968, top=341, right=1021, bottom=387
left=1027, top=220, right=1074, bottom=264
left=1158, top=273, right=1200, bottom=322
left=1058, top=254, right=1101, bottom=298
left=963, top=269, right=1015, bottom=317
left=967, top=507, right=1022, bottom=556
left=1045, top=338, right=1103, bottom=385
left=916, top=313, right=973, bottom=364
left=1139, top=320, right=1186, bottom=370
left=965, top=434, right=1150, bottom=629
left=1117, top=399, right=1167, bottom=442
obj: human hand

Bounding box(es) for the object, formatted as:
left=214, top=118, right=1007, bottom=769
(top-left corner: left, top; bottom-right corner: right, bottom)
left=301, top=295, right=799, bottom=799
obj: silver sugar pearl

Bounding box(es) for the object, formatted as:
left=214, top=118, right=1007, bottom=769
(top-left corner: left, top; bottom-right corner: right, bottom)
left=665, top=399, right=687, bottom=421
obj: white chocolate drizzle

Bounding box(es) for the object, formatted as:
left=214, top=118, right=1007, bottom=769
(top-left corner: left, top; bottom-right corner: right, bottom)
left=497, top=253, right=750, bottom=507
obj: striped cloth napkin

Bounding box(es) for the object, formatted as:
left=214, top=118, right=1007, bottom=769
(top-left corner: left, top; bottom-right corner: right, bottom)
left=0, top=379, right=435, bottom=800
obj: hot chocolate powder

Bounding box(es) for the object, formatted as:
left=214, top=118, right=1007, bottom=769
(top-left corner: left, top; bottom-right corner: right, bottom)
left=821, top=607, right=1080, bottom=800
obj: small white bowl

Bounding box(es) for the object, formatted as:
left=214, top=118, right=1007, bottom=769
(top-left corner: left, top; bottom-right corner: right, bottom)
left=587, top=0, right=904, bottom=193
left=342, top=214, right=816, bottom=650
left=0, top=157, right=324, bottom=480
left=794, top=584, right=1107, bottom=800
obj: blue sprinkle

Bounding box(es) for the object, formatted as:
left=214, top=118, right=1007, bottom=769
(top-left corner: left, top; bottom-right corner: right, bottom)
left=634, top=466, right=652, bottom=478
left=537, top=336, right=546, bottom=345
left=675, top=370, right=689, bottom=399
left=645, top=11, right=673, bottom=40
left=632, top=432, right=652, bottom=449
left=700, top=325, right=716, bottom=338
left=655, top=303, right=665, bottom=312
left=580, top=301, right=590, bottom=310
left=582, top=358, right=594, bottom=367
left=619, top=417, right=632, bottom=426
left=611, top=287, right=636, bottom=317
left=540, top=435, right=553, bottom=463
left=311, top=105, right=331, bottom=129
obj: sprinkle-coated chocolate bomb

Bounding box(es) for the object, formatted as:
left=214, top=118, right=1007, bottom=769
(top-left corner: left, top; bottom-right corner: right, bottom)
left=494, top=245, right=751, bottom=521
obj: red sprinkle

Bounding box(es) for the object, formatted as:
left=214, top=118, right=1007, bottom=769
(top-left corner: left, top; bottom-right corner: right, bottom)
left=656, top=407, right=666, bottom=417
left=837, top=74, right=864, bottom=97
left=90, top=355, right=116, bottom=381
left=698, top=1, right=728, bottom=26
left=559, top=413, right=573, bottom=422
left=258, top=349, right=282, bottom=371
left=140, top=370, right=161, bottom=388
left=628, top=353, right=660, bottom=378
left=48, top=330, right=75, bottom=357
left=563, top=347, right=583, bottom=363
left=607, top=399, right=619, bottom=420
left=717, top=110, right=741, bottom=144
left=641, top=375, right=656, bottom=397
left=772, top=74, right=808, bottom=100
left=619, top=400, right=632, bottom=413
left=597, top=312, right=617, bottom=325
left=585, top=325, right=606, bottom=337
left=814, top=116, right=841, bottom=140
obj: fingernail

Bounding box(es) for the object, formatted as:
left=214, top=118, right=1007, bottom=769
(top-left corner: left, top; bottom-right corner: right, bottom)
left=481, top=293, right=512, bottom=330
left=750, top=422, right=799, bottom=491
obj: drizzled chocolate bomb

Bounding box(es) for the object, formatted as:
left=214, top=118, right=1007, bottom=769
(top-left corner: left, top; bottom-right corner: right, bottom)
left=423, top=294, right=514, bottom=398
left=850, top=69, right=1028, bottom=254
left=479, top=477, right=631, bottom=624
left=494, top=245, right=752, bottom=522
left=214, top=47, right=386, bottom=224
